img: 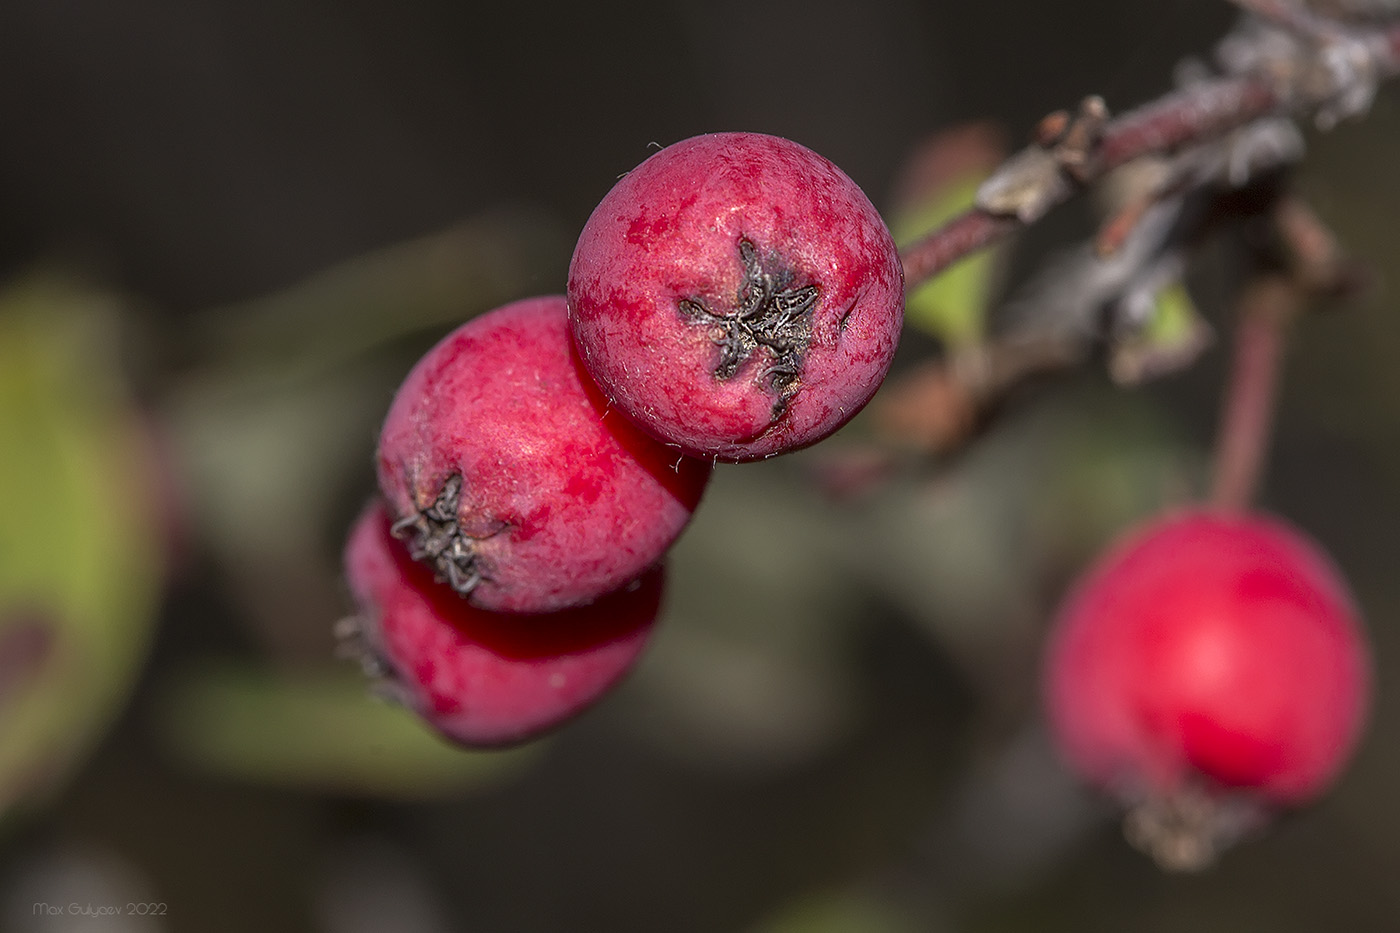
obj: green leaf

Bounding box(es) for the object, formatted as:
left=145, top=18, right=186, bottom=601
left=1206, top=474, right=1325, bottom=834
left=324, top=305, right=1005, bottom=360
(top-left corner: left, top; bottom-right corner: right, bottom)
left=0, top=275, right=165, bottom=821
left=154, top=664, right=542, bottom=797
left=164, top=211, right=572, bottom=646
left=1109, top=282, right=1214, bottom=385
left=189, top=209, right=571, bottom=382
left=893, top=177, right=1000, bottom=348
left=751, top=890, right=914, bottom=933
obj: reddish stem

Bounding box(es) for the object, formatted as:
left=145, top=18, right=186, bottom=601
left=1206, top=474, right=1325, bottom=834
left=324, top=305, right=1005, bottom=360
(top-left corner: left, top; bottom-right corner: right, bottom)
left=1209, top=276, right=1299, bottom=511
left=1097, top=78, right=1279, bottom=171
left=899, top=76, right=1282, bottom=286
left=900, top=211, right=1019, bottom=288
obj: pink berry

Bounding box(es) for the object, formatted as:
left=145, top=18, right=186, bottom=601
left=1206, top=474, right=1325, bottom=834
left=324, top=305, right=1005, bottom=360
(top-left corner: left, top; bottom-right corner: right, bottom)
left=567, top=132, right=905, bottom=461
left=1043, top=508, right=1371, bottom=869
left=377, top=295, right=710, bottom=614
left=341, top=501, right=660, bottom=748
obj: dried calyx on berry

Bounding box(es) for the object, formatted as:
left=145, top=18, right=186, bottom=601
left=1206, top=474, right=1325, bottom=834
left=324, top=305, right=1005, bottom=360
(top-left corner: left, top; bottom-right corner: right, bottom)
left=376, top=295, right=710, bottom=614
left=388, top=474, right=485, bottom=596
left=677, top=237, right=819, bottom=416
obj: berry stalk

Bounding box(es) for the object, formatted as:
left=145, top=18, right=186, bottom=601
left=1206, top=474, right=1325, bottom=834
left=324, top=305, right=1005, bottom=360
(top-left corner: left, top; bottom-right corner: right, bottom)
left=1209, top=275, right=1299, bottom=511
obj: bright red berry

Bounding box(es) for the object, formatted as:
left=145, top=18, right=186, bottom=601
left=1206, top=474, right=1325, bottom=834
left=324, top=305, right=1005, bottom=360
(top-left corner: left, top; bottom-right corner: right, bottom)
left=567, top=132, right=905, bottom=461
left=1042, top=508, right=1371, bottom=869
left=377, top=295, right=710, bottom=614
left=341, top=501, right=661, bottom=748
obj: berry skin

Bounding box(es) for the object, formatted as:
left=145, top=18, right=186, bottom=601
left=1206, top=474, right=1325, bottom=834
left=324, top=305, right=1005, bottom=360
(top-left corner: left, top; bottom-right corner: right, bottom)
left=1043, top=509, right=1371, bottom=869
left=377, top=295, right=710, bottom=614
left=567, top=132, right=905, bottom=461
left=341, top=501, right=661, bottom=748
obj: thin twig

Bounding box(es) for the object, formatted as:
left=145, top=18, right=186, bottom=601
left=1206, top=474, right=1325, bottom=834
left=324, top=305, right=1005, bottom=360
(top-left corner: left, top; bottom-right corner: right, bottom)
left=880, top=4, right=1395, bottom=465
left=1206, top=192, right=1361, bottom=509
left=898, top=17, right=1400, bottom=289
left=901, top=77, right=1278, bottom=285
left=900, top=211, right=1019, bottom=286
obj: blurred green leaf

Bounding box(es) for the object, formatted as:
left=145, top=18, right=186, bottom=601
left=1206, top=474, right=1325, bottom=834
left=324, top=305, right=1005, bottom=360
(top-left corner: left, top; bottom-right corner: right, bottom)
left=191, top=209, right=571, bottom=385
left=154, top=663, right=541, bottom=798
left=1029, top=391, right=1202, bottom=573
left=625, top=461, right=863, bottom=774
left=890, top=126, right=1007, bottom=349
left=849, top=388, right=1198, bottom=690
left=751, top=890, right=917, bottom=933
left=893, top=180, right=998, bottom=348
left=166, top=210, right=572, bottom=662
left=0, top=275, right=165, bottom=821
left=1109, top=282, right=1213, bottom=385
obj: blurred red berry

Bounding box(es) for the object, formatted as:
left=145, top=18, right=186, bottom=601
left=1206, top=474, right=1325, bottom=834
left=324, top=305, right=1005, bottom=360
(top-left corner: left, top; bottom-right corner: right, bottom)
left=567, top=132, right=904, bottom=461
left=376, top=295, right=710, bottom=614
left=341, top=501, right=661, bottom=748
left=1042, top=508, right=1371, bottom=869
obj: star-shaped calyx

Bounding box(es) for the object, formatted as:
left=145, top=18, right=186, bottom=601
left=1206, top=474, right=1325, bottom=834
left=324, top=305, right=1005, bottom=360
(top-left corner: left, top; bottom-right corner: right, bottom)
left=679, top=238, right=819, bottom=414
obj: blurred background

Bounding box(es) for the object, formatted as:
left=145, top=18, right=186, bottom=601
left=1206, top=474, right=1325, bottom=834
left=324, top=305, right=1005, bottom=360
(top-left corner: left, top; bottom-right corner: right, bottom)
left=2, top=0, right=1400, bottom=930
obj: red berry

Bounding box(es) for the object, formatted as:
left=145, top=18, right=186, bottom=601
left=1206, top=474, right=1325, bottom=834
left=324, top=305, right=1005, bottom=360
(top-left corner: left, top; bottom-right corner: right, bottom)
left=341, top=501, right=660, bottom=748
left=567, top=132, right=905, bottom=461
left=1043, top=508, right=1371, bottom=869
left=377, top=295, right=710, bottom=614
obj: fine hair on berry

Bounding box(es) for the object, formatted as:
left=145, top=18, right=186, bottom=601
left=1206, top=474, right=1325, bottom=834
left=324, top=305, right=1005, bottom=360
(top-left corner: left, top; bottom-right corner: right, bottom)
left=568, top=131, right=904, bottom=461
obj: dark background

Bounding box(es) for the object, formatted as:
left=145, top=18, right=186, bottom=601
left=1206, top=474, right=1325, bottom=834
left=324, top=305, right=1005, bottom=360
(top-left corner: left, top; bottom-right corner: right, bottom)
left=4, top=1, right=1400, bottom=931
left=0, top=0, right=1232, bottom=307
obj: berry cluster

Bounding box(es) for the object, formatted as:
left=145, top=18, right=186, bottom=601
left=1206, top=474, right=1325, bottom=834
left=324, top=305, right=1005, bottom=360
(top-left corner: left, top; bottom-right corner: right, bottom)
left=341, top=132, right=905, bottom=746
left=338, top=129, right=1373, bottom=870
